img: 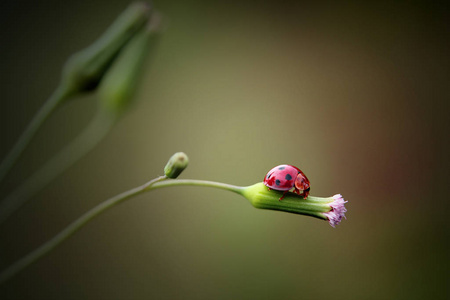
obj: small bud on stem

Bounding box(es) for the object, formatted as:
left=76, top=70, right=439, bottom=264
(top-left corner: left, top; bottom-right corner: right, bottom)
left=164, top=152, right=189, bottom=178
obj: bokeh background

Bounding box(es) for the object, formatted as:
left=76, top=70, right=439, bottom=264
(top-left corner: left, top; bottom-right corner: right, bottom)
left=0, top=0, right=448, bottom=299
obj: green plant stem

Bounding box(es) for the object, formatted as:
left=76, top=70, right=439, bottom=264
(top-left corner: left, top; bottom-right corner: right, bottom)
left=0, top=85, right=72, bottom=185
left=0, top=110, right=116, bottom=224
left=0, top=178, right=244, bottom=284
left=148, top=179, right=244, bottom=193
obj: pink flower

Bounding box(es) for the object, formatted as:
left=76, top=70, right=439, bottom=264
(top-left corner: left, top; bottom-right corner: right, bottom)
left=323, top=194, right=348, bottom=228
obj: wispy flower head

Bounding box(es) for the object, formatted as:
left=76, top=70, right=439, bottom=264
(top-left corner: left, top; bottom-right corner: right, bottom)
left=241, top=183, right=347, bottom=227
left=322, top=194, right=347, bottom=228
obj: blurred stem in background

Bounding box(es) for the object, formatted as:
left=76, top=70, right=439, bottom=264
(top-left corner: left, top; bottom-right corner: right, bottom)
left=0, top=152, right=347, bottom=284
left=0, top=2, right=151, bottom=187
left=0, top=84, right=72, bottom=185
left=0, top=3, right=161, bottom=223
left=0, top=111, right=115, bottom=224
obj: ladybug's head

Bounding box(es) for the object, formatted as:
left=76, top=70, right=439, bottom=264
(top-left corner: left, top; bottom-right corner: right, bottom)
left=294, top=172, right=310, bottom=192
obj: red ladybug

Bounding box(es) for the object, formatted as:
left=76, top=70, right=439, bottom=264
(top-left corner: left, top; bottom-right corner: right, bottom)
left=263, top=164, right=310, bottom=200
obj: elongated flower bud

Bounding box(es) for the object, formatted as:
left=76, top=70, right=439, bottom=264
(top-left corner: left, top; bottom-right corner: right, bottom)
left=98, top=13, right=162, bottom=116
left=61, top=2, right=151, bottom=96
left=164, top=152, right=189, bottom=179
left=241, top=183, right=347, bottom=227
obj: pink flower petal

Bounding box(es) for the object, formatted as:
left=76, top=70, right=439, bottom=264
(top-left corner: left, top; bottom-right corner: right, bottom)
left=323, top=194, right=348, bottom=228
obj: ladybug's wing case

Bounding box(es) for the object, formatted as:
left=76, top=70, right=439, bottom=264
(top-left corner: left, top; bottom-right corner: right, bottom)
left=263, top=165, right=297, bottom=191
left=278, top=168, right=299, bottom=190
left=264, top=172, right=276, bottom=187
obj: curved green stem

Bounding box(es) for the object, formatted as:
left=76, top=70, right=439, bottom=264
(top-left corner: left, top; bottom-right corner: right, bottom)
left=0, top=85, right=72, bottom=185
left=147, top=179, right=244, bottom=194
left=0, top=178, right=244, bottom=284
left=0, top=110, right=116, bottom=224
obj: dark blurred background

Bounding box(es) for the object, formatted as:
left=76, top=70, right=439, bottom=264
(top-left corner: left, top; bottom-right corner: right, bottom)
left=0, top=0, right=448, bottom=299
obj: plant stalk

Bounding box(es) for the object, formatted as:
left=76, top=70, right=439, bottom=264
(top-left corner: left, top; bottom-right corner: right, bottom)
left=0, top=110, right=116, bottom=224
left=0, top=178, right=243, bottom=284
left=0, top=85, right=72, bottom=185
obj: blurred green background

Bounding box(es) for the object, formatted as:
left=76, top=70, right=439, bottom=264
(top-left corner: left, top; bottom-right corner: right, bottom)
left=0, top=0, right=448, bottom=299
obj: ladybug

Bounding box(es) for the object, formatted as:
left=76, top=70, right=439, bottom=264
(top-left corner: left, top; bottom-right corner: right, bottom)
left=263, top=164, right=310, bottom=200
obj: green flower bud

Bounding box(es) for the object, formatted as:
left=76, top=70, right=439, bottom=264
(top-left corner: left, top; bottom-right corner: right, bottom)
left=164, top=152, right=189, bottom=179
left=241, top=183, right=347, bottom=227
left=98, top=13, right=162, bottom=116
left=61, top=2, right=151, bottom=96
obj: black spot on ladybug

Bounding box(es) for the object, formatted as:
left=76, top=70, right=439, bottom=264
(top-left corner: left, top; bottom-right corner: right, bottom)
left=278, top=166, right=285, bottom=170
left=285, top=174, right=292, bottom=180
left=275, top=179, right=281, bottom=186
left=267, top=173, right=272, bottom=179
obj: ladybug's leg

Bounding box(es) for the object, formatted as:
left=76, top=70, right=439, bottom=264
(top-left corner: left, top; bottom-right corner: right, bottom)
left=267, top=187, right=271, bottom=191
left=294, top=188, right=306, bottom=198
left=279, top=191, right=289, bottom=201
left=303, top=188, right=310, bottom=199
